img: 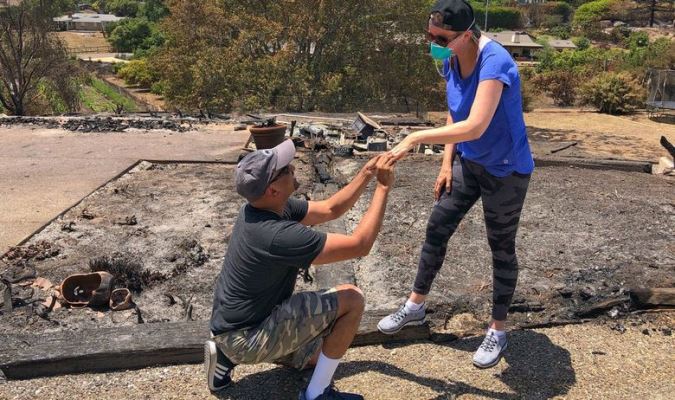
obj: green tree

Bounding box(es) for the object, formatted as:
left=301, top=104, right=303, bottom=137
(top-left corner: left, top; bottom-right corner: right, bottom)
left=153, top=0, right=443, bottom=113
left=140, top=0, right=169, bottom=22
left=107, top=17, right=163, bottom=53
left=107, top=0, right=140, bottom=17
left=0, top=2, right=81, bottom=115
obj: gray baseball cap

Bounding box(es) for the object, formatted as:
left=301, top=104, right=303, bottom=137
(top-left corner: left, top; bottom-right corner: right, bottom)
left=235, top=139, right=296, bottom=201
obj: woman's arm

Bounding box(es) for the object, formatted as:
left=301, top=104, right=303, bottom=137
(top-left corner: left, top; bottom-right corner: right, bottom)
left=442, top=113, right=456, bottom=168
left=392, top=80, right=504, bottom=156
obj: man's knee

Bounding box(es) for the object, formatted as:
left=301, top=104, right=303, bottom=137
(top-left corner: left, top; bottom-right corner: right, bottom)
left=335, top=284, right=365, bottom=314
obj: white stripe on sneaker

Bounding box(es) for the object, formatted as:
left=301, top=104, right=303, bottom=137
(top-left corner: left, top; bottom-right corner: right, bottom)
left=214, top=371, right=223, bottom=379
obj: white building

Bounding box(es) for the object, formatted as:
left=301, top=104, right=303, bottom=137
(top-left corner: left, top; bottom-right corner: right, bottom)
left=54, top=13, right=125, bottom=32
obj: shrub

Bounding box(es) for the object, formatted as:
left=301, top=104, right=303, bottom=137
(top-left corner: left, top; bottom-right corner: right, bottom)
left=531, top=70, right=579, bottom=106
left=472, top=4, right=523, bottom=30
left=550, top=24, right=572, bottom=39
left=578, top=72, right=646, bottom=114
left=623, top=37, right=675, bottom=73
left=573, top=0, right=618, bottom=39
left=573, top=0, right=616, bottom=26
left=536, top=46, right=625, bottom=77
left=573, top=36, right=591, bottom=50
left=150, top=81, right=165, bottom=95
left=608, top=26, right=631, bottom=45
left=521, top=75, right=535, bottom=112
left=117, top=59, right=158, bottom=87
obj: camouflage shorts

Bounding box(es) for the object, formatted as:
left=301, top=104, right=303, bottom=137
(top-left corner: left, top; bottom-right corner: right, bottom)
left=213, top=288, right=339, bottom=370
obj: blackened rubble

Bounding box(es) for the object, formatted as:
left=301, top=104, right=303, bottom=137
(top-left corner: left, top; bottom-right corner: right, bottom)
left=0, top=116, right=195, bottom=133
left=0, top=150, right=672, bottom=335
left=337, top=157, right=674, bottom=328
left=279, top=112, right=443, bottom=156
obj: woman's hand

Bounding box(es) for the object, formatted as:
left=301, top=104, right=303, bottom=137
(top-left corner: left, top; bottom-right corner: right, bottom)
left=390, top=134, right=419, bottom=161
left=434, top=165, right=453, bottom=201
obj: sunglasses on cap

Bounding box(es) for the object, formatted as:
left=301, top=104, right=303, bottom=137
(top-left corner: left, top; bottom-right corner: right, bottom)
left=425, top=12, right=476, bottom=47
left=270, top=165, right=292, bottom=183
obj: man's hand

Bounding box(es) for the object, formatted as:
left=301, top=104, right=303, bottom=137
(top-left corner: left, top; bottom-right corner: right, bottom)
left=376, top=153, right=396, bottom=188
left=360, top=154, right=383, bottom=179
left=434, top=165, right=452, bottom=201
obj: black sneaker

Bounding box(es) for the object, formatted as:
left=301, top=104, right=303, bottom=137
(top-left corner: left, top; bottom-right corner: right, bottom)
left=204, top=339, right=235, bottom=392
left=298, top=384, right=364, bottom=400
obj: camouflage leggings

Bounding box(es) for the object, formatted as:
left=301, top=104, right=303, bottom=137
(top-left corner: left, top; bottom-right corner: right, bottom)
left=413, top=157, right=531, bottom=321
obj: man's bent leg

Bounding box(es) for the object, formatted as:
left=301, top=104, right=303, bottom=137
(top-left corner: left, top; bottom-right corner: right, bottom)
left=322, top=284, right=365, bottom=358
left=302, top=284, right=365, bottom=400
left=213, top=289, right=339, bottom=369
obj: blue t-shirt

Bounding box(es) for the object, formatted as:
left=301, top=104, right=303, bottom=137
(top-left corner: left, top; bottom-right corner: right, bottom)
left=443, top=38, right=534, bottom=177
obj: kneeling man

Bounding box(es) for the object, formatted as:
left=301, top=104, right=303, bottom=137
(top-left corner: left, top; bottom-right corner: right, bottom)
left=206, top=140, right=396, bottom=400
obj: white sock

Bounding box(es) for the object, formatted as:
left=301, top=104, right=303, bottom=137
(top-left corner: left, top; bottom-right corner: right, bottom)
left=488, top=328, right=506, bottom=342
left=306, top=352, right=340, bottom=400
left=404, top=299, right=424, bottom=312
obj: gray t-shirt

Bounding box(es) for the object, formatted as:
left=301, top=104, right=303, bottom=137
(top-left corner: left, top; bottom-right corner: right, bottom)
left=210, top=198, right=327, bottom=333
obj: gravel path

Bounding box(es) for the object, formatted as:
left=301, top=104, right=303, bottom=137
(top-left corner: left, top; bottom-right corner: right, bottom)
left=3, top=316, right=673, bottom=400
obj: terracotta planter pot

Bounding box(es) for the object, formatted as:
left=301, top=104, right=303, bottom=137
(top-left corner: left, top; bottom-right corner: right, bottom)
left=249, top=124, right=287, bottom=149
left=60, top=271, right=114, bottom=308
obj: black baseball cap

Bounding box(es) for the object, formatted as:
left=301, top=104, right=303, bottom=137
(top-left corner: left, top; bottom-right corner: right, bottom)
left=430, top=0, right=475, bottom=32
left=235, top=139, right=295, bottom=202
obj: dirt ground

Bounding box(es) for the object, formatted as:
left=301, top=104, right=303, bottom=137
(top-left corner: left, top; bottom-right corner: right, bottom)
left=0, top=157, right=316, bottom=334
left=1, top=111, right=674, bottom=399
left=2, top=315, right=673, bottom=400
left=0, top=123, right=248, bottom=256
left=428, top=110, right=675, bottom=161
left=55, top=31, right=112, bottom=52
left=339, top=158, right=674, bottom=325
left=1, top=155, right=672, bottom=335
left=102, top=74, right=168, bottom=112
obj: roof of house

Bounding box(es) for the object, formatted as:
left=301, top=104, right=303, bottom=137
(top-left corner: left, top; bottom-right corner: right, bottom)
left=485, top=31, right=577, bottom=50
left=54, top=13, right=125, bottom=24
left=548, top=39, right=577, bottom=49
left=485, top=31, right=543, bottom=49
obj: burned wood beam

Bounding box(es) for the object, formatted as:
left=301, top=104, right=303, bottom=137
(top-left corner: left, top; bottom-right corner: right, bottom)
left=550, top=142, right=578, bottom=154
left=0, top=310, right=429, bottom=381
left=1, top=279, right=12, bottom=314
left=660, top=136, right=675, bottom=159
left=534, top=156, right=652, bottom=173
left=575, top=297, right=629, bottom=318
left=629, top=287, right=675, bottom=308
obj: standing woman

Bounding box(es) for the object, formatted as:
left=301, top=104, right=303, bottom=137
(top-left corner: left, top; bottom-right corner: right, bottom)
left=377, top=0, right=534, bottom=368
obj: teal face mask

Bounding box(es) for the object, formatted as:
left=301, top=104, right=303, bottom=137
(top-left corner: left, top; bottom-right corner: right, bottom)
left=430, top=42, right=452, bottom=60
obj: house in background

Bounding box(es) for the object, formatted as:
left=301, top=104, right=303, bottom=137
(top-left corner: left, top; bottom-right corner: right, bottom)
left=0, top=0, right=24, bottom=6
left=485, top=30, right=576, bottom=61
left=54, top=13, right=124, bottom=31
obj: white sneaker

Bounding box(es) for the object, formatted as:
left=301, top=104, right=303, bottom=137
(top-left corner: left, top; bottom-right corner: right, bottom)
left=377, top=305, right=426, bottom=335
left=472, top=331, right=507, bottom=368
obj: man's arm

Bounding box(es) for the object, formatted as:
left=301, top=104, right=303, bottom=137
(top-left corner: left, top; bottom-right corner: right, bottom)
left=312, top=155, right=395, bottom=265
left=301, top=155, right=381, bottom=226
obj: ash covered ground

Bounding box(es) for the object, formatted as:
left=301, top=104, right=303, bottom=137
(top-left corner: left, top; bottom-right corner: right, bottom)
left=337, top=158, right=674, bottom=326
left=1, top=155, right=673, bottom=335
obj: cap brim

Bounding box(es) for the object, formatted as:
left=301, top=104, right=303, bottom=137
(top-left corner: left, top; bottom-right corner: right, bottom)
left=273, top=139, right=295, bottom=170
